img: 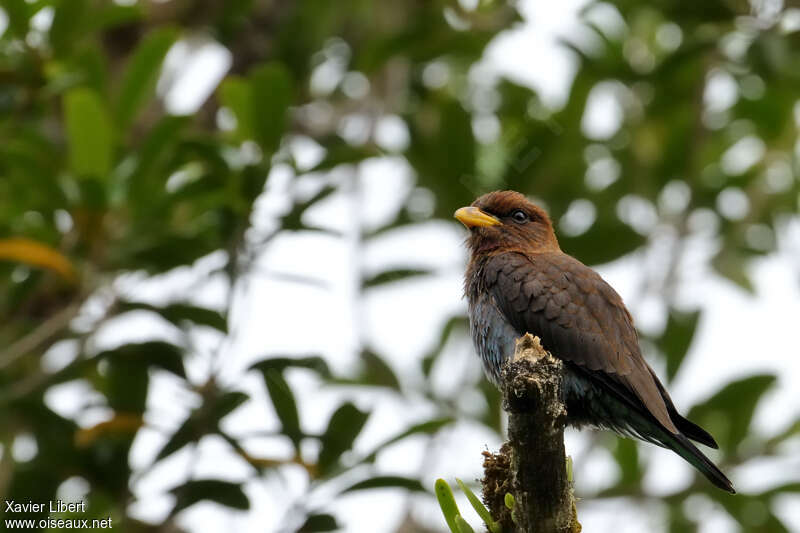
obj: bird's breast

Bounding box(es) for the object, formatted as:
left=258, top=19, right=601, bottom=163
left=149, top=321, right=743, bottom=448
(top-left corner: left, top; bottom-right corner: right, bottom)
left=467, top=290, right=519, bottom=386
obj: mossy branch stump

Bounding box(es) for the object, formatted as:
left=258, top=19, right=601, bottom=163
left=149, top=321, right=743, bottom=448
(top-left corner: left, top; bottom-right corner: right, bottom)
left=482, top=333, right=581, bottom=533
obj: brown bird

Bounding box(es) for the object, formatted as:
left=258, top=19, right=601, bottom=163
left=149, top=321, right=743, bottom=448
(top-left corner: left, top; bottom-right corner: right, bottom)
left=456, top=190, right=734, bottom=493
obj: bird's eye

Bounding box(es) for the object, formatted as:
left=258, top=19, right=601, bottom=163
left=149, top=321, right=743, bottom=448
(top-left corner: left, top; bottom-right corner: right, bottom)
left=511, top=209, right=529, bottom=223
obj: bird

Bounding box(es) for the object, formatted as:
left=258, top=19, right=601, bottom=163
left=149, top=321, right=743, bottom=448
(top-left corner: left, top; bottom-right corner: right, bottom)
left=455, top=190, right=734, bottom=493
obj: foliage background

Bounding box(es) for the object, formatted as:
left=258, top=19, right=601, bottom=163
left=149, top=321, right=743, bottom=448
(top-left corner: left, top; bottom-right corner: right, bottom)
left=1, top=0, right=799, bottom=531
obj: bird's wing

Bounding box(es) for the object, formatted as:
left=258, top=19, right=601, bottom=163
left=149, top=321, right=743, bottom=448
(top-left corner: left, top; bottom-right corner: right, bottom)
left=485, top=251, right=678, bottom=434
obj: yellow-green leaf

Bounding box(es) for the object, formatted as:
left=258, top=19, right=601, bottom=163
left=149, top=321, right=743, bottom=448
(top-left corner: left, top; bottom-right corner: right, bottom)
left=64, top=87, right=114, bottom=178
left=0, top=238, right=76, bottom=281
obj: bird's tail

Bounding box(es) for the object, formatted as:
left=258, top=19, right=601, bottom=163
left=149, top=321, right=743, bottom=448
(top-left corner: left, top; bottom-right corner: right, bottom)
left=613, top=399, right=735, bottom=493
left=661, top=431, right=735, bottom=494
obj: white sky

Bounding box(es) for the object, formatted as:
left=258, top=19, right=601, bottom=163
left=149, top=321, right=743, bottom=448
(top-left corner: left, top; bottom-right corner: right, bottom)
left=25, top=0, right=800, bottom=531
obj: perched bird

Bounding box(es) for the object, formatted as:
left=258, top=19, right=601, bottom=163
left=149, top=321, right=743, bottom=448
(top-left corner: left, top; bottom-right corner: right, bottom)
left=456, top=190, right=734, bottom=493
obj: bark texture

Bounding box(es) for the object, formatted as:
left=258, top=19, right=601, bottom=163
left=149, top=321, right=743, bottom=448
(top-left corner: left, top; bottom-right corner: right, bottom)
left=483, top=333, right=580, bottom=533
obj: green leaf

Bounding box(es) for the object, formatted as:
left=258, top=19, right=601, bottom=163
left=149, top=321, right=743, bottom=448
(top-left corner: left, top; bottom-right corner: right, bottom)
left=612, top=438, right=640, bottom=487
left=50, top=0, right=87, bottom=54
left=504, top=493, right=515, bottom=510
left=342, top=476, right=426, bottom=493
left=219, top=76, right=255, bottom=142
left=171, top=479, right=249, bottom=513
left=118, top=301, right=227, bottom=332
left=64, top=87, right=114, bottom=178
left=421, top=315, right=469, bottom=376
left=334, top=348, right=400, bottom=390
left=96, top=341, right=185, bottom=378
left=296, top=513, right=339, bottom=532
left=90, top=3, right=143, bottom=32
left=435, top=479, right=462, bottom=533
left=212, top=391, right=249, bottom=421
left=129, top=115, right=189, bottom=199
left=559, top=216, right=647, bottom=265
left=156, top=392, right=246, bottom=462
left=105, top=359, right=149, bottom=413
left=115, top=28, right=178, bottom=130
left=688, top=374, right=776, bottom=454
left=712, top=248, right=754, bottom=293
left=249, top=62, right=292, bottom=154
left=262, top=369, right=302, bottom=448
left=455, top=516, right=476, bottom=533
left=362, top=268, right=431, bottom=288
left=660, top=310, right=701, bottom=382
left=156, top=417, right=199, bottom=462
left=318, top=402, right=369, bottom=475
left=2, top=0, right=31, bottom=38
left=566, top=456, right=573, bottom=484
left=456, top=478, right=499, bottom=533
left=249, top=356, right=331, bottom=378
left=281, top=185, right=337, bottom=232
left=362, top=417, right=454, bottom=462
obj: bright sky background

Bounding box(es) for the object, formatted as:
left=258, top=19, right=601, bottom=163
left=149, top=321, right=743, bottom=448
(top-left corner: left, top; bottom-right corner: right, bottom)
left=34, top=1, right=800, bottom=532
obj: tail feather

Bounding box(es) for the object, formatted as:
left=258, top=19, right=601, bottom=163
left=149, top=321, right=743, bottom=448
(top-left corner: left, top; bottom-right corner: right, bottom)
left=672, top=413, right=719, bottom=449
left=649, top=370, right=719, bottom=449
left=664, top=432, right=735, bottom=494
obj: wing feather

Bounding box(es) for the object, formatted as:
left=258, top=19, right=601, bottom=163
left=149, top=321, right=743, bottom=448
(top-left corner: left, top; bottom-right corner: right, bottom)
left=485, top=251, right=678, bottom=434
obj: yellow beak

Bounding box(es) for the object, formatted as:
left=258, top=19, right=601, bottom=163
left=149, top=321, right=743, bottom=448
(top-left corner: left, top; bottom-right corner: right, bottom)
left=454, top=206, right=501, bottom=228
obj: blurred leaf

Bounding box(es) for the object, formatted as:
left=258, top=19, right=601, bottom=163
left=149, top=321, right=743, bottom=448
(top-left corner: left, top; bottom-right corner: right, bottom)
left=75, top=413, right=143, bottom=447
left=2, top=0, right=31, bottom=38
left=334, top=349, right=400, bottom=391
left=249, top=62, right=292, bottom=154
left=478, top=379, right=503, bottom=433
left=343, top=476, right=425, bottom=493
left=281, top=185, right=337, bottom=232
left=96, top=341, right=186, bottom=378
left=262, top=369, right=303, bottom=448
left=712, top=249, right=754, bottom=293
left=362, top=268, right=431, bottom=288
left=296, top=513, right=339, bottom=532
left=612, top=438, right=640, bottom=487
left=421, top=315, right=469, bottom=376
left=765, top=417, right=800, bottom=448
left=410, top=98, right=476, bottom=219
left=64, top=87, right=114, bottom=178
left=91, top=2, right=143, bottom=31
left=49, top=0, right=87, bottom=54
left=118, top=301, right=227, bottom=332
left=318, top=402, right=369, bottom=475
left=688, top=374, right=776, bottom=454
left=711, top=493, right=788, bottom=532
left=171, top=479, right=249, bottom=513
left=0, top=238, right=76, bottom=282
left=213, top=391, right=249, bottom=420
left=156, top=391, right=246, bottom=462
left=435, top=478, right=461, bottom=533
left=156, top=417, right=199, bottom=462
left=128, top=115, right=189, bottom=201
left=362, top=417, right=454, bottom=462
left=115, top=28, right=178, bottom=130
left=559, top=216, right=647, bottom=265
left=660, top=310, right=701, bottom=382
left=249, top=356, right=331, bottom=378
left=309, top=138, right=377, bottom=172
left=106, top=358, right=149, bottom=412
left=219, top=76, right=254, bottom=142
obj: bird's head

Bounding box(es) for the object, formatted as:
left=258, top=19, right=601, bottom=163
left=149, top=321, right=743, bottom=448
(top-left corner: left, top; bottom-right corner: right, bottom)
left=454, top=190, right=559, bottom=255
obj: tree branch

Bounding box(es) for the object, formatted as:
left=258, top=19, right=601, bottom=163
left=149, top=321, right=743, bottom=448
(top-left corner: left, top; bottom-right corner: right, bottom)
left=482, top=333, right=581, bottom=533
